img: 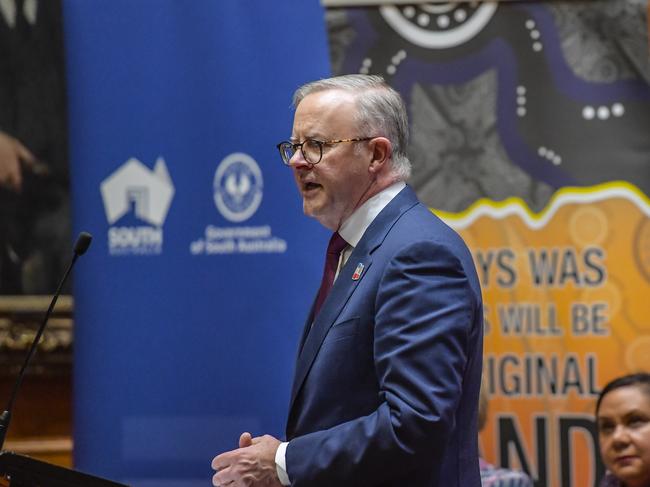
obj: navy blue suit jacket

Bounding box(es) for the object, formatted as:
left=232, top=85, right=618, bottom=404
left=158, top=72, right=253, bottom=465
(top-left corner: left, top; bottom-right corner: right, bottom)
left=285, top=186, right=483, bottom=487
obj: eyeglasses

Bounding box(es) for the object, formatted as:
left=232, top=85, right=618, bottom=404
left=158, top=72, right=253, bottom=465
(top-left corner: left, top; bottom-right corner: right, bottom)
left=276, top=137, right=374, bottom=166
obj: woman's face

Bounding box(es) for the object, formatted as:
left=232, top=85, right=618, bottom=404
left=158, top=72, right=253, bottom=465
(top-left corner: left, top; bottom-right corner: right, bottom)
left=598, top=385, right=650, bottom=487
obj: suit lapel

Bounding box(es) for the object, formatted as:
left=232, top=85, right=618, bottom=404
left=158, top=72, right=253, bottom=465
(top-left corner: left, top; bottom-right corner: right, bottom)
left=289, top=252, right=373, bottom=406
left=288, top=186, right=420, bottom=412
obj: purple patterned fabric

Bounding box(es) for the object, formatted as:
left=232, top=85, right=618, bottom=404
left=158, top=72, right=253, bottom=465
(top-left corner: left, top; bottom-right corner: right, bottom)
left=480, top=457, right=534, bottom=487
left=599, top=472, right=623, bottom=487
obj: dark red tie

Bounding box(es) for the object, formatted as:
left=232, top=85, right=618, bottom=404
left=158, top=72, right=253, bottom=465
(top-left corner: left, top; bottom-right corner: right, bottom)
left=312, top=232, right=347, bottom=319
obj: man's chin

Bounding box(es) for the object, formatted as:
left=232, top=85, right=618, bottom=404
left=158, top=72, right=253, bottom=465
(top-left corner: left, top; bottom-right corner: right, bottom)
left=303, top=206, right=320, bottom=222
left=302, top=205, right=334, bottom=229
left=302, top=199, right=320, bottom=217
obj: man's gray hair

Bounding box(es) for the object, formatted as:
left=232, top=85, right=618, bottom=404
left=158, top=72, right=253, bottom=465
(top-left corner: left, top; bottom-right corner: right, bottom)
left=293, top=74, right=411, bottom=180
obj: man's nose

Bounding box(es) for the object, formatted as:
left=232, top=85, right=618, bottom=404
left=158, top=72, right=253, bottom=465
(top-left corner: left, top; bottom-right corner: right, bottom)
left=288, top=150, right=311, bottom=169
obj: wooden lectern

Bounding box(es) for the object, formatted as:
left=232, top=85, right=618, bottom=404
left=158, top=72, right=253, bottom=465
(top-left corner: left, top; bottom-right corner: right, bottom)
left=0, top=452, right=129, bottom=487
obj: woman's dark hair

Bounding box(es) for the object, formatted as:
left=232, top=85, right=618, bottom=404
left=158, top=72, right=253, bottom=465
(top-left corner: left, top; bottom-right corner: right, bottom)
left=595, top=372, right=650, bottom=415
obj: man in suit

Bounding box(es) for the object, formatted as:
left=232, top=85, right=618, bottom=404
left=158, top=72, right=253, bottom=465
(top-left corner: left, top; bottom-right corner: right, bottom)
left=212, top=74, right=483, bottom=487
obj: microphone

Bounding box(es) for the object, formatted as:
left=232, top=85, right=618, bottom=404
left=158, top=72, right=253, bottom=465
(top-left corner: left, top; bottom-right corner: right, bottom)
left=74, top=231, right=92, bottom=256
left=0, top=232, right=93, bottom=451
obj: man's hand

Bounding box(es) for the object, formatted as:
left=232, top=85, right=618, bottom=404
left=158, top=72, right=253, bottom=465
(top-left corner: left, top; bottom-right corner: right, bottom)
left=0, top=131, right=35, bottom=192
left=211, top=432, right=283, bottom=487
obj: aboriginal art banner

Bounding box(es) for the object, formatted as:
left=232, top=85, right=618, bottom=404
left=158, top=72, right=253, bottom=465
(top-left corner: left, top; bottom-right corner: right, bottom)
left=324, top=1, right=650, bottom=486
left=64, top=1, right=330, bottom=485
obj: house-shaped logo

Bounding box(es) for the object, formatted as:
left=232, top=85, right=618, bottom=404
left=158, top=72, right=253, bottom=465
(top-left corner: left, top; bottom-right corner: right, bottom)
left=100, top=157, right=175, bottom=256
left=100, top=157, right=175, bottom=227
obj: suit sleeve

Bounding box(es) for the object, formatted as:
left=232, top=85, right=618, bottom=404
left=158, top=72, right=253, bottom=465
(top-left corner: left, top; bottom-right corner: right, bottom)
left=286, top=239, right=480, bottom=486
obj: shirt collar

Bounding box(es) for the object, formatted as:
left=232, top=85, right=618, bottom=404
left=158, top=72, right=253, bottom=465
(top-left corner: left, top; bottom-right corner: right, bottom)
left=338, top=181, right=406, bottom=248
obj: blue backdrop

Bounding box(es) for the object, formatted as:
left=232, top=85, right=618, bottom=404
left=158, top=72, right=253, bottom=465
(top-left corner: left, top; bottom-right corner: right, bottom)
left=63, top=2, right=330, bottom=485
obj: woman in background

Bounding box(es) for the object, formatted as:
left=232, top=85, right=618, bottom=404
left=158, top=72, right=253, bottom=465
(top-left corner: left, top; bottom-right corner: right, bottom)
left=596, top=373, right=650, bottom=487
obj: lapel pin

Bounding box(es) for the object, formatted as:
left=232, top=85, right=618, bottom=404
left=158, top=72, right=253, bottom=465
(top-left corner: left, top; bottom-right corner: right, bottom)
left=352, top=262, right=364, bottom=281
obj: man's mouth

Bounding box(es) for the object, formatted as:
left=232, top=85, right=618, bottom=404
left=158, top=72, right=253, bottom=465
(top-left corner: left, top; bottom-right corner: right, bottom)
left=303, top=182, right=322, bottom=192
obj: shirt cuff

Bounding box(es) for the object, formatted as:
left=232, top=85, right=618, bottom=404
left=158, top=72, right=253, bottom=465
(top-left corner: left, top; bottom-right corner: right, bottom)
left=275, top=441, right=290, bottom=486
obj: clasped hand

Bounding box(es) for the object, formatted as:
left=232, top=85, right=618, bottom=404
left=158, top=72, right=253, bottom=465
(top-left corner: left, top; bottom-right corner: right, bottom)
left=211, top=432, right=283, bottom=487
left=0, top=131, right=35, bottom=192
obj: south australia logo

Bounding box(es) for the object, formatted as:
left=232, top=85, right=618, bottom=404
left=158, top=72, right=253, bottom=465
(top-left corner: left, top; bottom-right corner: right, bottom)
left=100, top=157, right=175, bottom=255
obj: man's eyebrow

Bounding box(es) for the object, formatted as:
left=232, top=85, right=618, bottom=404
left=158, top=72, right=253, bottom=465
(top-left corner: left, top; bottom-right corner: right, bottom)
left=290, top=134, right=317, bottom=143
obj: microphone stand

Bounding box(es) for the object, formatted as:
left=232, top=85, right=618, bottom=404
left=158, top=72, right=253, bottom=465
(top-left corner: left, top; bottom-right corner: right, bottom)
left=0, top=232, right=129, bottom=486
left=0, top=232, right=92, bottom=451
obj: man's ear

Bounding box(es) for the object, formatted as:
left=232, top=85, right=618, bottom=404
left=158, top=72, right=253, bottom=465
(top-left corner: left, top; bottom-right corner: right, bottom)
left=368, top=137, right=392, bottom=174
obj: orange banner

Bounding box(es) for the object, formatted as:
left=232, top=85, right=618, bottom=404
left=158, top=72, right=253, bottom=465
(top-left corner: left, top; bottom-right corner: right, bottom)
left=437, top=181, right=650, bottom=486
